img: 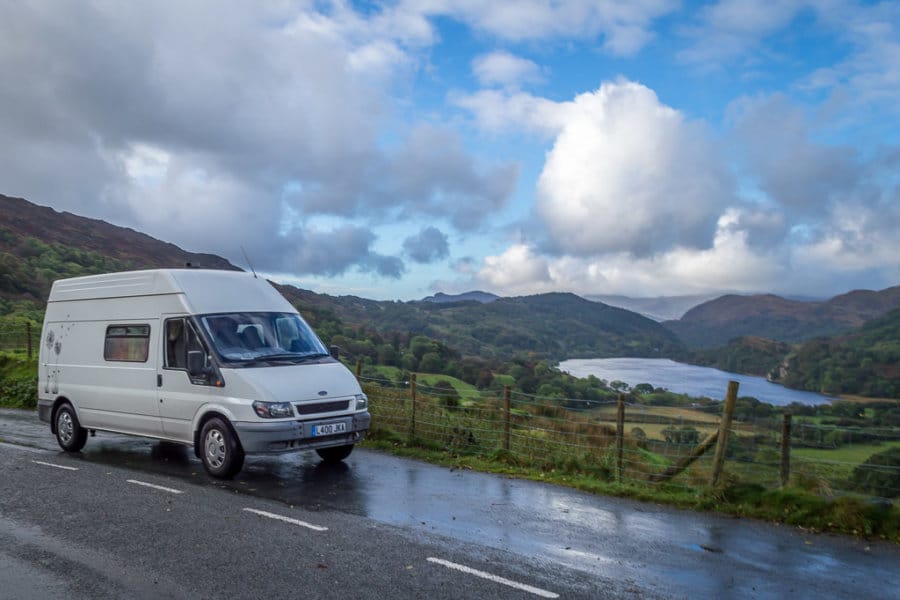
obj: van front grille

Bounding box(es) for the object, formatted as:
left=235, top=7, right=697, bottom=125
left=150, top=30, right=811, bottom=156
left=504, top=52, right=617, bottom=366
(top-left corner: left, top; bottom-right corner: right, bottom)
left=295, top=399, right=350, bottom=415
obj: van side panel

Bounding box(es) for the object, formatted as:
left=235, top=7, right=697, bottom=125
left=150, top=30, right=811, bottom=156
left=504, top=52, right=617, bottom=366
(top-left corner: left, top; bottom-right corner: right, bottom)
left=39, top=293, right=187, bottom=438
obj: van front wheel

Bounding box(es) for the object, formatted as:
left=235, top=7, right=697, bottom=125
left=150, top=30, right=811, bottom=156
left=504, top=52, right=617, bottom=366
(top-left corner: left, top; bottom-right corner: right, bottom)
left=200, top=417, right=244, bottom=479
left=316, top=444, right=353, bottom=463
left=55, top=403, right=87, bottom=452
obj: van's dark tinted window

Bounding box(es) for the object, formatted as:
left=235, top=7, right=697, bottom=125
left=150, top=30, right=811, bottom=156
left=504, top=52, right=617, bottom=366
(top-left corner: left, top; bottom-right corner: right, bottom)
left=104, top=324, right=150, bottom=362
left=164, top=318, right=205, bottom=369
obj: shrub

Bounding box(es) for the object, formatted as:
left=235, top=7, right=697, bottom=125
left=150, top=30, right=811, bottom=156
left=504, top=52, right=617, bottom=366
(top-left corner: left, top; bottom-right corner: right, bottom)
left=852, top=447, right=900, bottom=498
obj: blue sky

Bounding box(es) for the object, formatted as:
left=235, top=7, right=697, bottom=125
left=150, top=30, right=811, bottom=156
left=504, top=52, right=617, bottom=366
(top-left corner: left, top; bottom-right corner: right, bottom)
left=1, top=1, right=898, bottom=300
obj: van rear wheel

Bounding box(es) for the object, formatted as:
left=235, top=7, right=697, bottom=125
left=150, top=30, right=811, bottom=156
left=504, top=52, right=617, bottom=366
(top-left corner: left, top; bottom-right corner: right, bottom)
left=200, top=417, right=244, bottom=479
left=316, top=444, right=353, bottom=463
left=55, top=403, right=87, bottom=452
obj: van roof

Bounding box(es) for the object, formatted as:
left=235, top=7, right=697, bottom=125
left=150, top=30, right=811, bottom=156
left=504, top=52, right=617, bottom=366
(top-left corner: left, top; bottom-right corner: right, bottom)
left=47, top=269, right=296, bottom=314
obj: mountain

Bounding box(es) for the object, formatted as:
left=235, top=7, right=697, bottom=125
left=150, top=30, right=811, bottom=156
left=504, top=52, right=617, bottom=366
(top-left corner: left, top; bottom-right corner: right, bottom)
left=584, top=293, right=716, bottom=322
left=0, top=194, right=238, bottom=302
left=664, top=289, right=900, bottom=348
left=421, top=291, right=499, bottom=304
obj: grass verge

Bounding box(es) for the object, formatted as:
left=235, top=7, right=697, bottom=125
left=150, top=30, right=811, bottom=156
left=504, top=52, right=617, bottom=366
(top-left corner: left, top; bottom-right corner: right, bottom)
left=362, top=428, right=900, bottom=543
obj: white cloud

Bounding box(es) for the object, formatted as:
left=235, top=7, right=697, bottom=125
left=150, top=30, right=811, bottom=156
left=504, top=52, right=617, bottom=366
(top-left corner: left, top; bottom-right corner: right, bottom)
left=471, top=209, right=786, bottom=297
left=472, top=51, right=544, bottom=89
left=534, top=81, right=730, bottom=256
left=457, top=81, right=732, bottom=258
left=678, top=0, right=807, bottom=66
left=452, top=89, right=563, bottom=136
left=410, top=0, right=678, bottom=55
left=476, top=244, right=552, bottom=293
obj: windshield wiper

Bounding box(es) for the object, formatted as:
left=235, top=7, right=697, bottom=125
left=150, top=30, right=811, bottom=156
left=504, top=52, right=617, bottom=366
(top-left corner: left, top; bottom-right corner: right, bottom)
left=248, top=352, right=330, bottom=364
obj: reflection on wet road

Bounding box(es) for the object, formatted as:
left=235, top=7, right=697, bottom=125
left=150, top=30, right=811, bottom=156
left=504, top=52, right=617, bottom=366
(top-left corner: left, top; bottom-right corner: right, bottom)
left=2, top=408, right=897, bottom=599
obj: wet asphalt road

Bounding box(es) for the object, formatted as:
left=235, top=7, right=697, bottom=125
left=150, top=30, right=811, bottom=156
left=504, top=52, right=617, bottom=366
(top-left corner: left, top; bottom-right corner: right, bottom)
left=1, top=407, right=898, bottom=599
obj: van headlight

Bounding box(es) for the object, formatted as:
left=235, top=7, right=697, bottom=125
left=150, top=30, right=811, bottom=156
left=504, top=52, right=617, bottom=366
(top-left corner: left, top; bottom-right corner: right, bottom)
left=355, top=393, right=368, bottom=410
left=253, top=401, right=294, bottom=418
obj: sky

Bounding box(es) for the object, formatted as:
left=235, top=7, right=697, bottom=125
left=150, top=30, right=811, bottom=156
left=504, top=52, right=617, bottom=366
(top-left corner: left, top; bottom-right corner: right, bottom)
left=1, top=1, right=899, bottom=301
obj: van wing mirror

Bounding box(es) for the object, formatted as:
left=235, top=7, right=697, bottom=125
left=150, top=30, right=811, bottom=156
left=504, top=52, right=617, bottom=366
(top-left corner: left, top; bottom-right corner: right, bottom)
left=329, top=345, right=340, bottom=360
left=187, top=350, right=206, bottom=377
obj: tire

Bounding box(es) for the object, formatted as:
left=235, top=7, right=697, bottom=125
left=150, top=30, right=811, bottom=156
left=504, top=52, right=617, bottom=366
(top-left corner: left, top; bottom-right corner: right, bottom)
left=55, top=403, right=87, bottom=452
left=316, top=444, right=353, bottom=463
left=199, top=417, right=244, bottom=479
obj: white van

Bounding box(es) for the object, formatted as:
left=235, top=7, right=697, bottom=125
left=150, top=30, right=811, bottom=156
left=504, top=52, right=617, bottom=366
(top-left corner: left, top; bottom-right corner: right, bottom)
left=37, top=269, right=370, bottom=478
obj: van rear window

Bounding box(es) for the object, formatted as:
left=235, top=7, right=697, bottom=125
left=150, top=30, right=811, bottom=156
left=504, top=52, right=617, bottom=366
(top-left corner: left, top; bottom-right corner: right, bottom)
left=104, top=324, right=150, bottom=362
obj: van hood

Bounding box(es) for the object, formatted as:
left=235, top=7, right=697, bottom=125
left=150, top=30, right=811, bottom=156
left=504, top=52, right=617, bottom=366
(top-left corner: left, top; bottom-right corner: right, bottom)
left=224, top=361, right=362, bottom=404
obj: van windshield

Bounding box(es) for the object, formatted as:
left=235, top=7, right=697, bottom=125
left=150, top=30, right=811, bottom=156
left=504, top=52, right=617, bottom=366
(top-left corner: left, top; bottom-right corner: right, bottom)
left=199, top=312, right=329, bottom=364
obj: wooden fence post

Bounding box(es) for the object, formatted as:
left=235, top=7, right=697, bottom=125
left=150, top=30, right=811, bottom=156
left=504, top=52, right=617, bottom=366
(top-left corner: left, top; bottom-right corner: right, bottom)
left=409, top=373, right=417, bottom=441
left=781, top=412, right=792, bottom=488
left=355, top=359, right=362, bottom=379
left=710, top=380, right=739, bottom=487
left=503, top=385, right=511, bottom=451
left=616, top=394, right=625, bottom=483
left=26, top=321, right=32, bottom=359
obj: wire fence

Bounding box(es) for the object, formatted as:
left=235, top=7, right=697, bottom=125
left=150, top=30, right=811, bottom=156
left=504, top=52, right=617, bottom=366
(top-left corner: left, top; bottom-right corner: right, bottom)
left=0, top=322, right=39, bottom=356
left=360, top=374, right=900, bottom=502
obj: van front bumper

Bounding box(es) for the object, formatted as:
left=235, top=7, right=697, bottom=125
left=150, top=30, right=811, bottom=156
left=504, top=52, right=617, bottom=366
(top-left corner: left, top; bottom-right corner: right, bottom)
left=233, top=411, right=371, bottom=454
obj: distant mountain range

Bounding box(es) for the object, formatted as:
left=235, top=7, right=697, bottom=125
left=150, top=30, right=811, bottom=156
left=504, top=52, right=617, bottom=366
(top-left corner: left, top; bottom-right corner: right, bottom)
left=584, top=293, right=717, bottom=322
left=664, top=289, right=900, bottom=348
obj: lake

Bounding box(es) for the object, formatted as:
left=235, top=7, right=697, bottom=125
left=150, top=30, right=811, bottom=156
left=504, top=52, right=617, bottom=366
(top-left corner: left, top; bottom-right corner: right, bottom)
left=558, top=357, right=834, bottom=406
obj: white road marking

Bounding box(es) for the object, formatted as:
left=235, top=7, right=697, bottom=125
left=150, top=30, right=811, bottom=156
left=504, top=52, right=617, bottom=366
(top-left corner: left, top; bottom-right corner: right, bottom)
left=126, top=479, right=183, bottom=494
left=427, top=557, right=560, bottom=599
left=242, top=507, right=328, bottom=532
left=31, top=460, right=79, bottom=471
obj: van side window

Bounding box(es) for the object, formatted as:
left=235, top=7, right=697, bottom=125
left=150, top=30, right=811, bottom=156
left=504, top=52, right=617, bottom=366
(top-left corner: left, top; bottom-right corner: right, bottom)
left=165, top=318, right=204, bottom=369
left=104, top=325, right=150, bottom=362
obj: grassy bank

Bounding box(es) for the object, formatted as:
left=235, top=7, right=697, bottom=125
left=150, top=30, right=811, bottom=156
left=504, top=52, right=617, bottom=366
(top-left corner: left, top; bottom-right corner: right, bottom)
left=363, top=431, right=900, bottom=542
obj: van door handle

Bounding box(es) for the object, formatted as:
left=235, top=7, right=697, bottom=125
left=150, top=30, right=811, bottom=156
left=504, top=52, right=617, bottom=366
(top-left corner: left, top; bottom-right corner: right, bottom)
left=157, top=374, right=162, bottom=387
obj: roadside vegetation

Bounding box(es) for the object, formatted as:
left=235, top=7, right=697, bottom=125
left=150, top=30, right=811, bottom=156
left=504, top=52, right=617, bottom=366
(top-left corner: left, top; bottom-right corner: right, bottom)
left=0, top=351, right=37, bottom=409
left=358, top=378, right=900, bottom=541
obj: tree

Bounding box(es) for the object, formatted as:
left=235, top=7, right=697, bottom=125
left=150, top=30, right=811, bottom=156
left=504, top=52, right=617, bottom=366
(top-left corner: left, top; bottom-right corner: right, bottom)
left=610, top=380, right=630, bottom=392
left=475, top=369, right=493, bottom=390
left=401, top=352, right=418, bottom=372
left=418, top=352, right=443, bottom=374
left=376, top=344, right=398, bottom=366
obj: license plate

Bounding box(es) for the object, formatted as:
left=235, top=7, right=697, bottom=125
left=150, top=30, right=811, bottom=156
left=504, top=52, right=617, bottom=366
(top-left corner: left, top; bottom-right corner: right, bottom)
left=312, top=422, right=347, bottom=436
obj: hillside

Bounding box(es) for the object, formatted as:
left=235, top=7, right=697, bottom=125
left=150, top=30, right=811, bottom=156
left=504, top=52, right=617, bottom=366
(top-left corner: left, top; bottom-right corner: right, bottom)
left=665, top=289, right=900, bottom=348
left=769, top=308, right=900, bottom=399
left=687, top=336, right=792, bottom=377
left=0, top=194, right=238, bottom=304
left=421, top=291, right=499, bottom=304
left=275, top=286, right=685, bottom=361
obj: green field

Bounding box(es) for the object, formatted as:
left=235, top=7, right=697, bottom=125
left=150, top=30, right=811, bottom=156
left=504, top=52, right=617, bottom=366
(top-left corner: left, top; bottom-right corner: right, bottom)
left=794, top=440, right=900, bottom=465
left=368, top=365, right=483, bottom=403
